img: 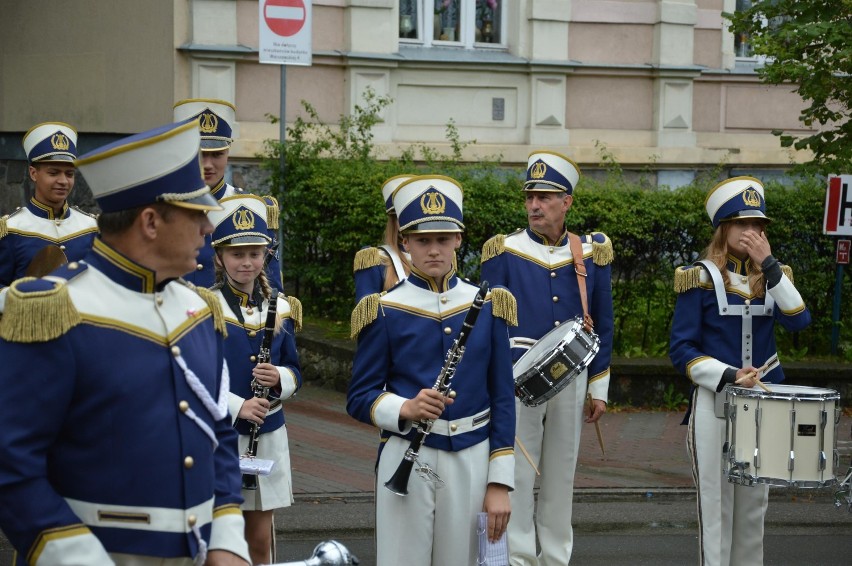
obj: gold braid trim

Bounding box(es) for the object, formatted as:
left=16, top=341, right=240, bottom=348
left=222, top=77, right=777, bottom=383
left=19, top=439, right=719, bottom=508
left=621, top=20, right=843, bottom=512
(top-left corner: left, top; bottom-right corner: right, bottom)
left=195, top=287, right=228, bottom=338
left=480, top=235, right=506, bottom=263
left=287, top=296, right=303, bottom=332
left=592, top=233, right=614, bottom=266
left=674, top=266, right=702, bottom=293
left=781, top=264, right=793, bottom=284
left=351, top=293, right=381, bottom=338
left=0, top=278, right=81, bottom=342
left=353, top=247, right=382, bottom=272
left=489, top=287, right=518, bottom=327
left=0, top=216, right=7, bottom=238
left=265, top=196, right=280, bottom=230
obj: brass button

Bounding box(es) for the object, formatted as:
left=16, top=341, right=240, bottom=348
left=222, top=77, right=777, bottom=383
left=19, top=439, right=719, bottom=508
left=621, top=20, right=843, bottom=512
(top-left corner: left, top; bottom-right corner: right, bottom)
left=554, top=321, right=561, bottom=327
left=549, top=247, right=554, bottom=253
left=195, top=264, right=203, bottom=271
left=246, top=308, right=254, bottom=315
left=171, top=346, right=181, bottom=356
left=184, top=456, right=194, bottom=469
left=552, top=296, right=559, bottom=303
left=440, top=296, right=448, bottom=304
left=68, top=262, right=79, bottom=270
left=248, top=331, right=257, bottom=338
left=59, top=245, right=66, bottom=251
left=179, top=400, right=189, bottom=413
left=187, top=515, right=197, bottom=527
left=448, top=390, right=457, bottom=399
left=745, top=299, right=751, bottom=306
left=450, top=424, right=458, bottom=432
left=250, top=355, right=257, bottom=362
left=443, top=327, right=452, bottom=335
left=550, top=272, right=556, bottom=278
left=156, top=295, right=163, bottom=306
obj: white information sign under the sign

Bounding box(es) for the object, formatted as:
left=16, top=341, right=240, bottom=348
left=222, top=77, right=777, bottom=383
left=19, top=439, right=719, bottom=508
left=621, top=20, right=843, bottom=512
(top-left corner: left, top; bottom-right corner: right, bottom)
left=259, top=0, right=312, bottom=66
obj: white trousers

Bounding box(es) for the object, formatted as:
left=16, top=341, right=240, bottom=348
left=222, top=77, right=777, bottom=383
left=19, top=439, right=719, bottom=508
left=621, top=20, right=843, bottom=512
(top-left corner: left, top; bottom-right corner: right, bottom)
left=375, top=435, right=489, bottom=566
left=688, top=386, right=768, bottom=566
left=508, top=372, right=587, bottom=566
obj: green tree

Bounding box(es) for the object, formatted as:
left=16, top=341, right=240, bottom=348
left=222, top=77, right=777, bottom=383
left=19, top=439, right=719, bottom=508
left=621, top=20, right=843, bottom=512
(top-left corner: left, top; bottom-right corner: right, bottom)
left=728, top=1, right=852, bottom=175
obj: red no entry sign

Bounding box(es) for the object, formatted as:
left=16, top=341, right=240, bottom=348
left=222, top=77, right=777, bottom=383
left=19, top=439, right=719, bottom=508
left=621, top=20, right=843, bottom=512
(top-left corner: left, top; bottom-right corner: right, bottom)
left=264, top=0, right=306, bottom=37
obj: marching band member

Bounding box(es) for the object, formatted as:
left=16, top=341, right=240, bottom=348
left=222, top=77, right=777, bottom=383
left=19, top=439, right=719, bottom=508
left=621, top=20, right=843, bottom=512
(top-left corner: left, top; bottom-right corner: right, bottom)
left=353, top=174, right=414, bottom=302
left=347, top=175, right=517, bottom=566
left=670, top=177, right=811, bottom=566
left=173, top=99, right=282, bottom=290
left=480, top=151, right=614, bottom=566
left=0, top=122, right=98, bottom=295
left=0, top=119, right=250, bottom=564
left=209, top=194, right=303, bottom=565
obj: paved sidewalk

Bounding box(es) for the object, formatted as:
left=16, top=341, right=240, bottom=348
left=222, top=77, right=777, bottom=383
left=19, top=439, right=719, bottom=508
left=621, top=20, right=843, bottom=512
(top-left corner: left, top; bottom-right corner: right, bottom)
left=285, top=383, right=851, bottom=497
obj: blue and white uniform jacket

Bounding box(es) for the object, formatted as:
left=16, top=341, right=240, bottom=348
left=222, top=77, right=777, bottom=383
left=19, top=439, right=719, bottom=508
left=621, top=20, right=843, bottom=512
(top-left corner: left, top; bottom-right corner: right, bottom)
left=215, top=282, right=302, bottom=434
left=347, top=269, right=517, bottom=488
left=670, top=256, right=811, bottom=394
left=353, top=245, right=410, bottom=303
left=0, top=198, right=98, bottom=291
left=0, top=238, right=248, bottom=565
left=480, top=228, right=614, bottom=401
left=183, top=180, right=283, bottom=291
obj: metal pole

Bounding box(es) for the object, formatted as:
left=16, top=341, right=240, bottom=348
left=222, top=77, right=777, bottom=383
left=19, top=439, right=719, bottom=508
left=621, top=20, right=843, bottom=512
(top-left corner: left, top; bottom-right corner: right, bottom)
left=831, top=260, right=844, bottom=356
left=278, top=65, right=287, bottom=286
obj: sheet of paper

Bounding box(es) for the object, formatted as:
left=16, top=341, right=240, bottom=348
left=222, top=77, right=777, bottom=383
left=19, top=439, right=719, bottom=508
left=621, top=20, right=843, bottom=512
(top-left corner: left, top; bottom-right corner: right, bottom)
left=477, top=512, right=508, bottom=565
left=239, top=456, right=275, bottom=476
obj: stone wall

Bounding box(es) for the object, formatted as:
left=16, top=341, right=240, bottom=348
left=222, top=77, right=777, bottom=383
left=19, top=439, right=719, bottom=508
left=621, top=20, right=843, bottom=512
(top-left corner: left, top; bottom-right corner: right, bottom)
left=0, top=159, right=97, bottom=216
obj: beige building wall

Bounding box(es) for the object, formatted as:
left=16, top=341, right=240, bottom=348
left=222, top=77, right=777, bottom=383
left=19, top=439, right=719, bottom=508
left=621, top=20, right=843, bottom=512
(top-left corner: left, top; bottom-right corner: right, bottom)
left=0, top=0, right=818, bottom=181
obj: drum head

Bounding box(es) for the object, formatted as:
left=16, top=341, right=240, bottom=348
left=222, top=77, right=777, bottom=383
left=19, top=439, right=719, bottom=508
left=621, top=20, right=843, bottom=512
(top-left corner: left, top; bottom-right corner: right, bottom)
left=728, top=383, right=839, bottom=400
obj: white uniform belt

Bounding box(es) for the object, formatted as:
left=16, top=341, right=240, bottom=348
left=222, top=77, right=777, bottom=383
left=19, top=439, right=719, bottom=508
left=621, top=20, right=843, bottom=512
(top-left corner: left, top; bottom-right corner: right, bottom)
left=65, top=496, right=214, bottom=533
left=429, top=408, right=490, bottom=436
left=509, top=337, right=537, bottom=350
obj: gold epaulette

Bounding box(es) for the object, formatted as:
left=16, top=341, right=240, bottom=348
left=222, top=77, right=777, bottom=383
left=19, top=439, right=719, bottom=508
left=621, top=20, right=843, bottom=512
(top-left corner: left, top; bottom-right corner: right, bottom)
left=480, top=235, right=506, bottom=263
left=0, top=278, right=81, bottom=342
left=286, top=296, right=303, bottom=332
left=0, top=216, right=7, bottom=238
left=264, top=195, right=280, bottom=230
left=351, top=293, right=381, bottom=338
left=674, top=266, right=703, bottom=293
left=71, top=206, right=98, bottom=220
left=592, top=233, right=614, bottom=266
left=781, top=264, right=794, bottom=284
left=195, top=286, right=228, bottom=337
left=353, top=247, right=382, bottom=272
left=489, top=287, right=518, bottom=327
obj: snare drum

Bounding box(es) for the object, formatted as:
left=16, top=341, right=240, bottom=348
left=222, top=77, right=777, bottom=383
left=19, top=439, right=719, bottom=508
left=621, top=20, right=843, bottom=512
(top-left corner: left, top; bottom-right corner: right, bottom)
left=513, top=317, right=600, bottom=407
left=724, top=384, right=840, bottom=488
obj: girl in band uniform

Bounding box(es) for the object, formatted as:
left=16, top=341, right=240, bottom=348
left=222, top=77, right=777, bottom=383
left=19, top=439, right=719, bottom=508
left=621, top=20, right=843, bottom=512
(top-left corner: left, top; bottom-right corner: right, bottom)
left=670, top=177, right=811, bottom=566
left=209, top=194, right=303, bottom=565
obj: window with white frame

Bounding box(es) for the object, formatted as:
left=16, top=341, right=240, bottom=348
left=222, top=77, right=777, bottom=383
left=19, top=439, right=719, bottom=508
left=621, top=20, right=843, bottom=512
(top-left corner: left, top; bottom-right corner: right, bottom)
left=399, top=0, right=504, bottom=47
left=734, top=0, right=756, bottom=58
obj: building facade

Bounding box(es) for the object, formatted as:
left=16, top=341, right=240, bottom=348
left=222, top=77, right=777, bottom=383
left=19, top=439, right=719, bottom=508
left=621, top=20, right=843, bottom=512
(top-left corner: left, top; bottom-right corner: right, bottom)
left=0, top=0, right=814, bottom=214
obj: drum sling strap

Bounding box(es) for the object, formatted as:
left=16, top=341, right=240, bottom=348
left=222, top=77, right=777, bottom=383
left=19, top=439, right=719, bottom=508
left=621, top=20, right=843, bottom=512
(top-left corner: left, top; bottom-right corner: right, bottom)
left=568, top=232, right=594, bottom=333
left=379, top=244, right=407, bottom=283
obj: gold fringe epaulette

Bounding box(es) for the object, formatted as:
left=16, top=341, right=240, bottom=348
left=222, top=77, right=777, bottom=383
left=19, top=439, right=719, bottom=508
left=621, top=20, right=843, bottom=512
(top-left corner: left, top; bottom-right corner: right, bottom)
left=353, top=247, right=382, bottom=272
left=592, top=233, right=614, bottom=266
left=287, top=296, right=303, bottom=332
left=480, top=235, right=506, bottom=263
left=264, top=195, right=280, bottom=230
left=781, top=264, right=794, bottom=284
left=489, top=287, right=518, bottom=327
left=195, top=287, right=228, bottom=337
left=0, top=216, right=7, bottom=238
left=351, top=293, right=381, bottom=338
left=674, top=266, right=703, bottom=293
left=0, top=278, right=81, bottom=342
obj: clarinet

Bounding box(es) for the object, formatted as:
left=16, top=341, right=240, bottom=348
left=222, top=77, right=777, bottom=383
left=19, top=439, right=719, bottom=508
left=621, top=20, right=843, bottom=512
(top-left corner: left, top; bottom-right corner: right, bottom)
left=242, top=289, right=279, bottom=490
left=384, top=281, right=489, bottom=496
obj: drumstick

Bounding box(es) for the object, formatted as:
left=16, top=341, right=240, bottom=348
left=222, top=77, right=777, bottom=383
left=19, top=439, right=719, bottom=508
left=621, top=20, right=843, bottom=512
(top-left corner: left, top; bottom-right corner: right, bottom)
left=743, top=356, right=777, bottom=393
left=587, top=394, right=606, bottom=456
left=515, top=436, right=540, bottom=476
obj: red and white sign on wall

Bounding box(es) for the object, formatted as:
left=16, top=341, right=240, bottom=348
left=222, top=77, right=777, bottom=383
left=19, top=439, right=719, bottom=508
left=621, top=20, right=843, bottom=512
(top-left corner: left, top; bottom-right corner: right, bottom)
left=824, top=175, right=852, bottom=235
left=259, top=0, right=312, bottom=66
left=838, top=240, right=851, bottom=265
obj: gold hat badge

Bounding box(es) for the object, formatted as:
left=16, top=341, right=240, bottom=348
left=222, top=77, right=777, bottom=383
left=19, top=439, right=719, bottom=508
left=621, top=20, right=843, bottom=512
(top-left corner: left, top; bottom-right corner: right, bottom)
left=199, top=112, right=219, bottom=134
left=742, top=187, right=761, bottom=207
left=51, top=133, right=70, bottom=151
left=232, top=208, right=255, bottom=230
left=530, top=161, right=547, bottom=179
left=420, top=190, right=446, bottom=215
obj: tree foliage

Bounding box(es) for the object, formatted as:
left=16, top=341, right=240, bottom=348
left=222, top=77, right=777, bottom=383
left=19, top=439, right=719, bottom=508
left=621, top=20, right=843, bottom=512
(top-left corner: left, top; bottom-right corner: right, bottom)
left=727, top=1, right=852, bottom=175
